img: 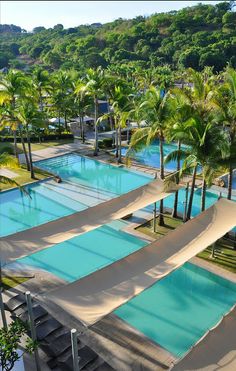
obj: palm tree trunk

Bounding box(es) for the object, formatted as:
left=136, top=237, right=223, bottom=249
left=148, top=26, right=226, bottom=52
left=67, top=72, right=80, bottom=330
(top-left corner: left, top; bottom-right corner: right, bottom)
left=39, top=88, right=43, bottom=112
left=172, top=140, right=181, bottom=218
left=94, top=97, right=99, bottom=156
left=187, top=165, right=197, bottom=220
left=118, top=123, right=122, bottom=163
left=64, top=112, right=67, bottom=131
left=27, top=132, right=35, bottom=179
left=58, top=112, right=61, bottom=135
left=19, top=128, right=30, bottom=171
left=159, top=136, right=165, bottom=226
left=114, top=117, right=118, bottom=158
left=227, top=164, right=233, bottom=200
left=201, top=178, right=206, bottom=212
left=13, top=130, right=18, bottom=160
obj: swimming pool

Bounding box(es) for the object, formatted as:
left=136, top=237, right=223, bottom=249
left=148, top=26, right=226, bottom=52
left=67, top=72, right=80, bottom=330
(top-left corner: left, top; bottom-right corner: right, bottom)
left=0, top=153, right=151, bottom=237
left=17, top=220, right=147, bottom=282
left=120, top=140, right=189, bottom=171
left=115, top=262, right=236, bottom=359
left=36, top=153, right=151, bottom=195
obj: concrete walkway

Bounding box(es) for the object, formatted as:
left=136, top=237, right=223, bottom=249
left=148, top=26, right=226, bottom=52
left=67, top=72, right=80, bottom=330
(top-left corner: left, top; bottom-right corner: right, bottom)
left=19, top=142, right=91, bottom=163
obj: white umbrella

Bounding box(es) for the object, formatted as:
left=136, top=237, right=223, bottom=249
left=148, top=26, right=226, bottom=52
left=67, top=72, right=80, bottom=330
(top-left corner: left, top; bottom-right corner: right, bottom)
left=49, top=117, right=65, bottom=124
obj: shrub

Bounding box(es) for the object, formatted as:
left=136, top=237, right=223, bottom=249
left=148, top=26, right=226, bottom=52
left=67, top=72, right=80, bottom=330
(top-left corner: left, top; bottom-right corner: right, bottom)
left=0, top=145, right=14, bottom=155
left=98, top=137, right=113, bottom=149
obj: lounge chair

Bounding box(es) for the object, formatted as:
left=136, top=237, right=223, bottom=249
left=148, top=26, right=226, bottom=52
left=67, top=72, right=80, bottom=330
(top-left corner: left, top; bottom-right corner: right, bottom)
left=40, top=331, right=73, bottom=357
left=18, top=304, right=48, bottom=323
left=94, top=363, right=114, bottom=370
left=55, top=346, right=98, bottom=370
left=35, top=317, right=62, bottom=341
left=4, top=293, right=26, bottom=312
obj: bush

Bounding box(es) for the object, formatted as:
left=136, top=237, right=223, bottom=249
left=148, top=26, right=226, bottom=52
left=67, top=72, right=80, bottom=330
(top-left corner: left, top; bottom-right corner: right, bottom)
left=98, top=137, right=113, bottom=149
left=0, top=145, right=14, bottom=155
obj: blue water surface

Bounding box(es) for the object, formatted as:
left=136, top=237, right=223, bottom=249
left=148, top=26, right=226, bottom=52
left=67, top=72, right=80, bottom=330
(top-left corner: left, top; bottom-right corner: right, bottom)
left=115, top=262, right=236, bottom=358
left=17, top=220, right=147, bottom=282
left=0, top=153, right=151, bottom=237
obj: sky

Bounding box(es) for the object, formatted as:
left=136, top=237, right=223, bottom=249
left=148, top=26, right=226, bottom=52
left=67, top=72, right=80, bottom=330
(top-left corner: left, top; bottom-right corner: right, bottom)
left=0, top=1, right=222, bottom=31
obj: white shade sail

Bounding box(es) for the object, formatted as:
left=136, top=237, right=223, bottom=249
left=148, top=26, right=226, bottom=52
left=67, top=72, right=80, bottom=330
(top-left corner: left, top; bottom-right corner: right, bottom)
left=43, top=198, right=236, bottom=327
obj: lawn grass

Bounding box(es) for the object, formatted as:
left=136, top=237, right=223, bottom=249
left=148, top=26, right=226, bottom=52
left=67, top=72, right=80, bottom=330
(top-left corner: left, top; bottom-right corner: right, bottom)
left=0, top=165, right=53, bottom=191
left=137, top=213, right=183, bottom=240
left=198, top=238, right=236, bottom=273
left=2, top=276, right=29, bottom=290
left=0, top=139, right=74, bottom=154
left=137, top=213, right=236, bottom=273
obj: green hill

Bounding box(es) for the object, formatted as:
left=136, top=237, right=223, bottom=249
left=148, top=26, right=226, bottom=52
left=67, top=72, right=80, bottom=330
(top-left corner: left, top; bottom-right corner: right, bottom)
left=0, top=1, right=235, bottom=72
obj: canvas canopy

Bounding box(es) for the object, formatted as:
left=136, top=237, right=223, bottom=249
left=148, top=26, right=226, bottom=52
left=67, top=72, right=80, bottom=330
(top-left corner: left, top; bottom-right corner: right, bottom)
left=0, top=178, right=178, bottom=261
left=44, top=198, right=236, bottom=327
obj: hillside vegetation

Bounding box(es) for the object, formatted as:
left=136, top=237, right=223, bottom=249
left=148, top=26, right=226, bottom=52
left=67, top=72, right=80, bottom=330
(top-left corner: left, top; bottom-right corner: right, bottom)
left=1, top=2, right=236, bottom=72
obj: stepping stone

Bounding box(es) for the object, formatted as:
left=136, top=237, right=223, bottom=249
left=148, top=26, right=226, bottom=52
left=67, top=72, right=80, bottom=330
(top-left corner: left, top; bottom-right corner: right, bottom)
left=36, top=318, right=62, bottom=341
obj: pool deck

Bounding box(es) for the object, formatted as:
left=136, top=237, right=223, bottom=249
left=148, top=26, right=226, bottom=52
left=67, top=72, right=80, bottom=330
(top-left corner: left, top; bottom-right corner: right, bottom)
left=3, top=206, right=236, bottom=370
left=4, top=141, right=236, bottom=370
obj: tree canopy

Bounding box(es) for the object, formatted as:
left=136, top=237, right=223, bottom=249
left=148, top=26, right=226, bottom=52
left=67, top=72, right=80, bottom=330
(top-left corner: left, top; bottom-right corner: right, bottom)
left=0, top=2, right=235, bottom=72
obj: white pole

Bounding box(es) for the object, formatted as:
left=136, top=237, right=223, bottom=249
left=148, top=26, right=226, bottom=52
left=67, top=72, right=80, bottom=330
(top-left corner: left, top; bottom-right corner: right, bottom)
left=71, top=328, right=80, bottom=371
left=25, top=291, right=41, bottom=371
left=0, top=288, right=7, bottom=330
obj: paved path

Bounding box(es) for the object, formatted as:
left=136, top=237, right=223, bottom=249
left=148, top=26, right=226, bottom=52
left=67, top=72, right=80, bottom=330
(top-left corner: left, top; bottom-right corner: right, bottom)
left=19, top=142, right=91, bottom=163
left=0, top=168, right=19, bottom=178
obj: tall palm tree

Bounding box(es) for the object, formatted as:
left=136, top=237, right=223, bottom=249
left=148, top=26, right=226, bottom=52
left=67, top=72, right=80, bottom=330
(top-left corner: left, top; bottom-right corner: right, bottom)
left=16, top=100, right=45, bottom=179
left=74, top=80, right=92, bottom=143
left=164, top=88, right=193, bottom=218
left=165, top=118, right=228, bottom=215
left=32, top=66, right=52, bottom=112
left=128, top=85, right=169, bottom=226
left=213, top=67, right=236, bottom=200
left=85, top=67, right=105, bottom=156
left=0, top=70, right=30, bottom=159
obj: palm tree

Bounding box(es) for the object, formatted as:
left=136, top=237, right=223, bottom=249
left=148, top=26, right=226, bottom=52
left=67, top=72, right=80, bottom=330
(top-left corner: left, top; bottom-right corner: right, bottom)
left=0, top=70, right=30, bottom=159
left=164, top=88, right=193, bottom=218
left=74, top=80, right=92, bottom=143
left=165, top=69, right=229, bottom=217
left=85, top=67, right=105, bottom=156
left=213, top=67, right=236, bottom=200
left=16, top=100, right=45, bottom=179
left=128, top=85, right=169, bottom=226
left=165, top=118, right=228, bottom=215
left=32, top=66, right=52, bottom=112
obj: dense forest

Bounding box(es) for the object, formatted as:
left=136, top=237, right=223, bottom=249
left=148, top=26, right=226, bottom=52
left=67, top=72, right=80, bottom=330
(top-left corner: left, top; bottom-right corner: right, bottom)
left=1, top=1, right=236, bottom=73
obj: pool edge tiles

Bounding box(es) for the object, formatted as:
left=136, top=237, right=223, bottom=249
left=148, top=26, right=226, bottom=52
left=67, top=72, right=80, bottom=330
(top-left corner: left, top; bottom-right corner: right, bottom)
left=114, top=262, right=236, bottom=359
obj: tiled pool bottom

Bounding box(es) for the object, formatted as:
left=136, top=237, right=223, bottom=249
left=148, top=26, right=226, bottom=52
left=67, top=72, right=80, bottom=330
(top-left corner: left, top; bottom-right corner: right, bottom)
left=17, top=220, right=147, bottom=282
left=114, top=262, right=236, bottom=359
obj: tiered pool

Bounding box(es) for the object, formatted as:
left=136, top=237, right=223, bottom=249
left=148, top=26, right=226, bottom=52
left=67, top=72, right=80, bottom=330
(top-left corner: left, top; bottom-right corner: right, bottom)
left=0, top=153, right=151, bottom=237
left=120, top=140, right=189, bottom=171
left=115, top=262, right=236, bottom=358
left=3, top=152, right=236, bottom=362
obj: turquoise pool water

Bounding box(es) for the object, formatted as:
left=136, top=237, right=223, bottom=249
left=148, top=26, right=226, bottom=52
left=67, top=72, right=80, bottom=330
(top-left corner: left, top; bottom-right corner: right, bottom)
left=36, top=153, right=151, bottom=195
left=115, top=262, right=236, bottom=358
left=120, top=140, right=189, bottom=171
left=0, top=154, right=151, bottom=237
left=17, top=220, right=147, bottom=282
left=0, top=180, right=86, bottom=237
